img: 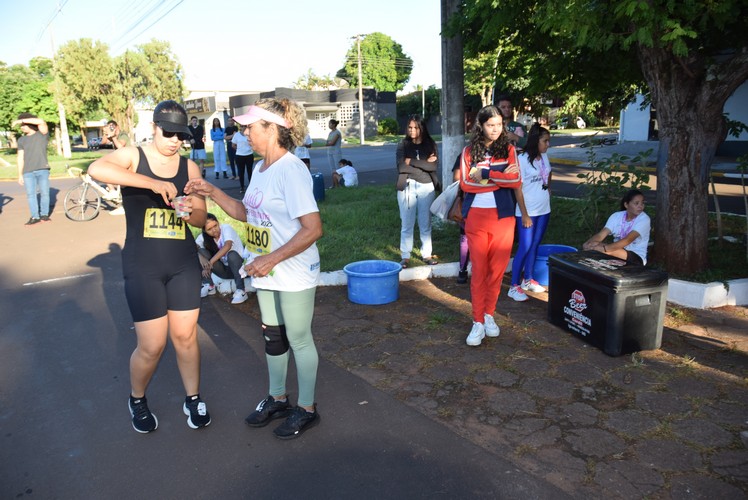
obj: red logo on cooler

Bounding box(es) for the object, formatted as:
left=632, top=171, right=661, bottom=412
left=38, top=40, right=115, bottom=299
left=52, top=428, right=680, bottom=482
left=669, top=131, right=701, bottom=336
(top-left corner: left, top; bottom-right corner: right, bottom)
left=569, top=289, right=587, bottom=312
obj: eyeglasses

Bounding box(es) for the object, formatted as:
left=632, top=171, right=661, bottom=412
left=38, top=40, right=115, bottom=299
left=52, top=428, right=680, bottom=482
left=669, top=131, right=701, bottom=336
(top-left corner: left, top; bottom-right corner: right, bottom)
left=156, top=125, right=191, bottom=141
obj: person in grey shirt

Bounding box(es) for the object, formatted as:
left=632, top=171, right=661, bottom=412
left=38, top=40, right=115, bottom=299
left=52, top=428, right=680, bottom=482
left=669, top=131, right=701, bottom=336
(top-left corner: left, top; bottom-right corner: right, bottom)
left=14, top=112, right=50, bottom=225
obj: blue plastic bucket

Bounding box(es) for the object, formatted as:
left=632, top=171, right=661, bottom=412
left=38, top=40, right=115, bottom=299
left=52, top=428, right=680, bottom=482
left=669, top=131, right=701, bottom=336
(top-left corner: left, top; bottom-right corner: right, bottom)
left=533, top=244, right=577, bottom=286
left=343, top=260, right=401, bottom=305
left=312, top=172, right=325, bottom=202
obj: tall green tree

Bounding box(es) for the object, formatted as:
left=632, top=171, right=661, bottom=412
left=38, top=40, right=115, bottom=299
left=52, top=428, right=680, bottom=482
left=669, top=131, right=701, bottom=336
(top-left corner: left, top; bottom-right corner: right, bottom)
left=55, top=38, right=184, bottom=139
left=456, top=0, right=748, bottom=274
left=337, top=32, right=413, bottom=91
left=293, top=69, right=346, bottom=90
left=0, top=59, right=56, bottom=135
left=54, top=39, right=112, bottom=138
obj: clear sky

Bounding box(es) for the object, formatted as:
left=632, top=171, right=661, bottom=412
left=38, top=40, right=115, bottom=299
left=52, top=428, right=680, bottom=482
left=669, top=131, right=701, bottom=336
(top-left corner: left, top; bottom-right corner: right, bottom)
left=1, top=0, right=443, bottom=94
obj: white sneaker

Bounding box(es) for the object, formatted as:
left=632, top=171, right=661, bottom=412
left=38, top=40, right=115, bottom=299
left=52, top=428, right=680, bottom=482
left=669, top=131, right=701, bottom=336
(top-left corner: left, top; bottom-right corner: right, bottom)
left=521, top=279, right=546, bottom=293
left=200, top=284, right=216, bottom=298
left=483, top=314, right=500, bottom=337
left=231, top=289, right=248, bottom=304
left=109, top=206, right=125, bottom=215
left=466, top=322, right=485, bottom=346
left=508, top=285, right=529, bottom=302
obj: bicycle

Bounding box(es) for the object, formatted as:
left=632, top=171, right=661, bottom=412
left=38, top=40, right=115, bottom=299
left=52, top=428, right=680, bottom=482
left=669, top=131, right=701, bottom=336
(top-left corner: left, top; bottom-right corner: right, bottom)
left=63, top=165, right=122, bottom=221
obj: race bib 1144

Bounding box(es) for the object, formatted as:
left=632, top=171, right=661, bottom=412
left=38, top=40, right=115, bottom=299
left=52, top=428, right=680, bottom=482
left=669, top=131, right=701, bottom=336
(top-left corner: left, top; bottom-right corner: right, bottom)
left=143, top=208, right=186, bottom=239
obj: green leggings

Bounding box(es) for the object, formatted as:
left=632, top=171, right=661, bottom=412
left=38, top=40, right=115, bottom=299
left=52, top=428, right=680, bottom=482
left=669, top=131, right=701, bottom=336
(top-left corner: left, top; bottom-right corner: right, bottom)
left=256, top=287, right=318, bottom=407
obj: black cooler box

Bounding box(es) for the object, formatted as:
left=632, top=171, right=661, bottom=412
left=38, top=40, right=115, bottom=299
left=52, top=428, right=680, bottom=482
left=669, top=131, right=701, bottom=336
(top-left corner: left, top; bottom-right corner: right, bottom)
left=547, top=250, right=668, bottom=356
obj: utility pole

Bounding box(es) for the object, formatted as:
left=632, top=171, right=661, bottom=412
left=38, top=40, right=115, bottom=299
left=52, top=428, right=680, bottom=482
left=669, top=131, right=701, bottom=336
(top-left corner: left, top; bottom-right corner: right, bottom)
left=441, top=0, right=465, bottom=188
left=50, top=25, right=72, bottom=159
left=356, top=34, right=365, bottom=145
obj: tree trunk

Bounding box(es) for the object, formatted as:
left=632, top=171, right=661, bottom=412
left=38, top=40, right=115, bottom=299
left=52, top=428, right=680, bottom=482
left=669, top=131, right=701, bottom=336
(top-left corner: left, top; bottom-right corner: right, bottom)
left=637, top=45, right=747, bottom=274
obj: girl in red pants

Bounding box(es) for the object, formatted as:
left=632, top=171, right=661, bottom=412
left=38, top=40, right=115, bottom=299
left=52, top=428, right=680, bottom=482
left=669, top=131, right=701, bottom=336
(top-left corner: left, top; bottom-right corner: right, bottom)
left=458, top=105, right=522, bottom=346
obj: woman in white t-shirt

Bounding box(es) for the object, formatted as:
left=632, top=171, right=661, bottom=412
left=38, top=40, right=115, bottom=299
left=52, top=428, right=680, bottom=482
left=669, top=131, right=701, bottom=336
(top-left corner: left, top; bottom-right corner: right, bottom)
left=583, top=189, right=651, bottom=265
left=185, top=98, right=323, bottom=440
left=294, top=133, right=312, bottom=169
left=332, top=158, right=358, bottom=187
left=508, top=124, right=552, bottom=302
left=195, top=213, right=248, bottom=304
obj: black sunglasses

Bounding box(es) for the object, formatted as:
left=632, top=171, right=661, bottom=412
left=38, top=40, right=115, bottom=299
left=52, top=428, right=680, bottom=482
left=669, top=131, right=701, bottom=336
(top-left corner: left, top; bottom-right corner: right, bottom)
left=157, top=125, right=190, bottom=141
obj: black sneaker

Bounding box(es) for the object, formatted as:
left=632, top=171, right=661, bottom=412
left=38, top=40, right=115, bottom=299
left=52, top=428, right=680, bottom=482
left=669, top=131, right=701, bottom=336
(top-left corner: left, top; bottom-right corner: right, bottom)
left=245, top=395, right=291, bottom=427
left=223, top=173, right=228, bottom=179
left=273, top=405, right=319, bottom=440
left=129, top=396, right=158, bottom=433
left=457, top=270, right=468, bottom=284
left=183, top=395, right=211, bottom=429
left=25, top=218, right=41, bottom=226
left=40, top=215, right=51, bottom=222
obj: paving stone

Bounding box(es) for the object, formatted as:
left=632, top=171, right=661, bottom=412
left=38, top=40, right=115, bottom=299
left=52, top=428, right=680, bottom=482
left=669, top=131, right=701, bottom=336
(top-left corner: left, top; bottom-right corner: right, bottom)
left=593, top=460, right=664, bottom=498
left=633, top=439, right=703, bottom=471
left=635, top=390, right=692, bottom=417
left=503, top=418, right=562, bottom=447
left=670, top=418, right=735, bottom=448
left=606, top=367, right=667, bottom=391
left=669, top=473, right=746, bottom=500
left=472, top=368, right=520, bottom=387
left=604, top=409, right=660, bottom=438
left=533, top=448, right=589, bottom=489
left=565, top=428, right=627, bottom=458
left=702, top=400, right=748, bottom=427
left=486, top=390, right=537, bottom=417
left=509, top=356, right=551, bottom=375
left=711, top=449, right=748, bottom=482
left=554, top=362, right=605, bottom=384
left=545, top=402, right=599, bottom=427
left=521, top=377, right=576, bottom=400
left=663, top=374, right=721, bottom=399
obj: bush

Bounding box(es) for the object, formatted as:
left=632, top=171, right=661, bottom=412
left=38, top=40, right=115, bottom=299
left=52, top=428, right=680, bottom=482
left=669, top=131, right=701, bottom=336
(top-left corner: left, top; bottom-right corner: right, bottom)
left=378, top=118, right=399, bottom=135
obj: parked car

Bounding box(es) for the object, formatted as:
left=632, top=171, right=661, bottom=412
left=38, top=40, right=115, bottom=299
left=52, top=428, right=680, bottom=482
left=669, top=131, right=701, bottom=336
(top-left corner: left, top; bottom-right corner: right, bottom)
left=88, top=137, right=102, bottom=150
left=550, top=117, right=569, bottom=130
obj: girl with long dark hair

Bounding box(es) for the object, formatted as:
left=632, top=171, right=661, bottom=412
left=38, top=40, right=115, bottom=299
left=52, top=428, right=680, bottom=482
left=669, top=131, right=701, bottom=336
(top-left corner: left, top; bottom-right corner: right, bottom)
left=508, top=124, right=553, bottom=301
left=458, top=105, right=521, bottom=346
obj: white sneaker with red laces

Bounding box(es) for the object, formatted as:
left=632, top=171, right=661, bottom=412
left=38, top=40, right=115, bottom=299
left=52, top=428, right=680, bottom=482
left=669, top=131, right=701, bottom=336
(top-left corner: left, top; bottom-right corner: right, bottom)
left=508, top=285, right=529, bottom=302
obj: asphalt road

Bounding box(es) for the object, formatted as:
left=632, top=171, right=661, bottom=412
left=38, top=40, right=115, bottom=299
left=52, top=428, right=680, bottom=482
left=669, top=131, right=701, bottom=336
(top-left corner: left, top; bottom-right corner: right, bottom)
left=0, top=169, right=566, bottom=498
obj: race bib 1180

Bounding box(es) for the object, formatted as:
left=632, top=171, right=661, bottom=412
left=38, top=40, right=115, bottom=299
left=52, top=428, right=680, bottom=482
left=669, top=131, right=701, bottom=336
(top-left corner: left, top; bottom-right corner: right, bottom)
left=245, top=222, right=271, bottom=255
left=143, top=208, right=185, bottom=239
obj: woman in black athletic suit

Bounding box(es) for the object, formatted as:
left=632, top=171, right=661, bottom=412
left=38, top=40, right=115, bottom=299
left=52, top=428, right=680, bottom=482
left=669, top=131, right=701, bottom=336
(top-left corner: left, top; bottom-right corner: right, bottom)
left=88, top=100, right=211, bottom=434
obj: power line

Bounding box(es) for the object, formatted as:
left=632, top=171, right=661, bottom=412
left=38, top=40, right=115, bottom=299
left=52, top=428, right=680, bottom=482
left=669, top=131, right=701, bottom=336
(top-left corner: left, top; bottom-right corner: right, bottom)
left=35, top=0, right=70, bottom=44
left=110, top=0, right=184, bottom=54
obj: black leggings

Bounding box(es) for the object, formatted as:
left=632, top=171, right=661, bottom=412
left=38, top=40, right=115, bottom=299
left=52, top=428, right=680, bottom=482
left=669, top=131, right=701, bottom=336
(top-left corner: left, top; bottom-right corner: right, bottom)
left=227, top=147, right=237, bottom=176
left=198, top=247, right=245, bottom=290
left=236, top=155, right=254, bottom=191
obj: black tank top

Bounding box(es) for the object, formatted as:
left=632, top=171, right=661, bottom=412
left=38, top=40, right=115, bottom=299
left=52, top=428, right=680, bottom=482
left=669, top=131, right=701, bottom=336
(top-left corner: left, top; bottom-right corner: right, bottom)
left=122, top=148, right=195, bottom=250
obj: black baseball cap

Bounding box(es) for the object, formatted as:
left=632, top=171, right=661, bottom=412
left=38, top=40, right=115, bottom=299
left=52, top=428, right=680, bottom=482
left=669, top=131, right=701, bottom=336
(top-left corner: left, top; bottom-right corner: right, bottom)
left=153, top=112, right=192, bottom=137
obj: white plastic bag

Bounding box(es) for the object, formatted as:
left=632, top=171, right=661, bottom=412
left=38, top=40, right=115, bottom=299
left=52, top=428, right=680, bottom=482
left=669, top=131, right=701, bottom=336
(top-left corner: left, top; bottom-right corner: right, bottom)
left=430, top=181, right=460, bottom=220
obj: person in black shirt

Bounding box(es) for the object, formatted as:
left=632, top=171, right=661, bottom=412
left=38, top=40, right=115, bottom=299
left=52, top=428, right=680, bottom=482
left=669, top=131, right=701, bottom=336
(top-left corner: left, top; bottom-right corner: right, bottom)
left=224, top=118, right=238, bottom=179
left=188, top=116, right=207, bottom=177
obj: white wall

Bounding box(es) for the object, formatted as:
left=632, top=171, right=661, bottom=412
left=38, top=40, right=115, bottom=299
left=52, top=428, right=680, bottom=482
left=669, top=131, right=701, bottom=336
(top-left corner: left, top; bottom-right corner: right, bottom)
left=619, top=94, right=650, bottom=142
left=620, top=82, right=748, bottom=143
left=725, top=83, right=748, bottom=141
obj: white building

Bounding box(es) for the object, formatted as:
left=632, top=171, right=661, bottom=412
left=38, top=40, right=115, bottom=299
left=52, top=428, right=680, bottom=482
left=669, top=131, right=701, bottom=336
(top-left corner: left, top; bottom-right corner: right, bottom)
left=619, top=83, right=748, bottom=156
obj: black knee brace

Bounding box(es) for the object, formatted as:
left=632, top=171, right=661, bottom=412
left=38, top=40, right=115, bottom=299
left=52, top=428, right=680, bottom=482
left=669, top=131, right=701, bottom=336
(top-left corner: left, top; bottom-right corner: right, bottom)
left=262, top=323, right=289, bottom=356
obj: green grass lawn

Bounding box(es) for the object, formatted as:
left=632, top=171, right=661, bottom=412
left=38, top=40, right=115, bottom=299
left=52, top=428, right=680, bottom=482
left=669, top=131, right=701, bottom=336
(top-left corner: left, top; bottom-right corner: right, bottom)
left=197, top=185, right=746, bottom=282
